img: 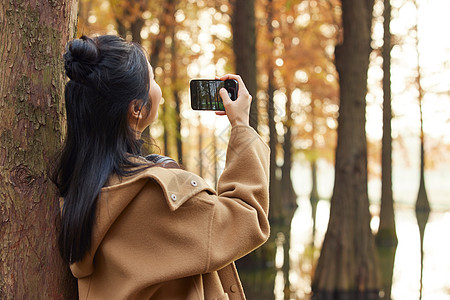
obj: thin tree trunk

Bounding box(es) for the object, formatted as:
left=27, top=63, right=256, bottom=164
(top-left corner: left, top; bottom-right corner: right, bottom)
left=162, top=99, right=170, bottom=157
left=310, top=159, right=319, bottom=246
left=311, top=0, right=381, bottom=298
left=114, top=0, right=146, bottom=43
left=376, top=1, right=398, bottom=299
left=310, top=99, right=319, bottom=247
left=413, top=2, right=431, bottom=299
left=281, top=88, right=297, bottom=213
left=213, top=127, right=218, bottom=188
left=198, top=115, right=203, bottom=177
left=266, top=0, right=281, bottom=224
left=158, top=0, right=177, bottom=158
left=171, top=25, right=183, bottom=165
left=77, top=0, right=92, bottom=31
left=232, top=0, right=258, bottom=131
left=0, top=0, right=78, bottom=298
left=130, top=17, right=145, bottom=44
left=235, top=1, right=277, bottom=298
left=150, top=0, right=176, bottom=69
left=116, top=18, right=127, bottom=39
left=280, top=88, right=298, bottom=299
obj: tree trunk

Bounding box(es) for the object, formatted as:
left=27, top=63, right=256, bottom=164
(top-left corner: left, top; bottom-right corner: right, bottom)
left=116, top=18, right=127, bottom=39
left=280, top=88, right=298, bottom=299
left=281, top=88, right=297, bottom=214
left=0, top=0, right=78, bottom=298
left=198, top=115, right=203, bottom=177
left=113, top=0, right=146, bottom=43
left=171, top=24, right=183, bottom=165
left=232, top=0, right=258, bottom=131
left=311, top=0, right=381, bottom=299
left=130, top=17, right=145, bottom=44
left=213, top=127, right=218, bottom=187
left=310, top=98, right=319, bottom=247
left=162, top=98, right=170, bottom=157
left=150, top=0, right=176, bottom=69
left=376, top=1, right=398, bottom=299
left=310, top=159, right=319, bottom=246
left=266, top=0, right=281, bottom=224
left=413, top=1, right=430, bottom=298
left=235, top=1, right=277, bottom=298
left=77, top=0, right=92, bottom=32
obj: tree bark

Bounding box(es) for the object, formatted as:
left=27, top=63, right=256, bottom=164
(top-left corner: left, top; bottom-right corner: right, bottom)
left=311, top=0, right=381, bottom=299
left=0, top=0, right=78, bottom=298
left=376, top=1, right=398, bottom=299
left=232, top=0, right=258, bottom=131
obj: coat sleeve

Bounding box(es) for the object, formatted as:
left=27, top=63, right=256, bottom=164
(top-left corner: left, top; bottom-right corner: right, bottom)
left=136, top=125, right=270, bottom=277
left=204, top=125, right=270, bottom=272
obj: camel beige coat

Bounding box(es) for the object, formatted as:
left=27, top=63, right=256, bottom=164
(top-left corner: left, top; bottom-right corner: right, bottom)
left=69, top=126, right=270, bottom=299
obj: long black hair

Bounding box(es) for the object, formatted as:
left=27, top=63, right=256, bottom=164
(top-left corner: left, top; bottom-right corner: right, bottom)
left=53, top=35, right=152, bottom=263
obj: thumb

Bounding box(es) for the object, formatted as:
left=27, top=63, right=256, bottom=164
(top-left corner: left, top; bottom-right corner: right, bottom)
left=219, top=88, right=231, bottom=106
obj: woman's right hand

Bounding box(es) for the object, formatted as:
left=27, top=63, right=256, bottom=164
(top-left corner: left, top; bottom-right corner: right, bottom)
left=216, top=74, right=252, bottom=127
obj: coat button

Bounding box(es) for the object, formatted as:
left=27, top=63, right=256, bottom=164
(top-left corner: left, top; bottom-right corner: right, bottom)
left=230, top=284, right=238, bottom=293
left=190, top=180, right=198, bottom=187
left=171, top=194, right=177, bottom=201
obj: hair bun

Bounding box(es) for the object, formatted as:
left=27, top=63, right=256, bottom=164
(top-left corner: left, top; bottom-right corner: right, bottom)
left=64, top=36, right=100, bottom=84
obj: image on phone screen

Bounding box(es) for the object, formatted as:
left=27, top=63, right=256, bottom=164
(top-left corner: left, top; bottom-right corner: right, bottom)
left=190, top=79, right=238, bottom=111
left=190, top=80, right=225, bottom=110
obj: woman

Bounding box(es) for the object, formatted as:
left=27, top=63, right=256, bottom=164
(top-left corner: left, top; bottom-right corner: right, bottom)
left=53, top=35, right=270, bottom=300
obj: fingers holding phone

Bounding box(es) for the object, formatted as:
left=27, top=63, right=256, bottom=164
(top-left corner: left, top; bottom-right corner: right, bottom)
left=189, top=75, right=252, bottom=127
left=190, top=79, right=237, bottom=111
left=218, top=74, right=252, bottom=127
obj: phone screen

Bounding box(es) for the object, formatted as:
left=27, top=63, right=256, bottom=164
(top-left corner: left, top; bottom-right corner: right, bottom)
left=190, top=79, right=238, bottom=111
left=190, top=80, right=225, bottom=110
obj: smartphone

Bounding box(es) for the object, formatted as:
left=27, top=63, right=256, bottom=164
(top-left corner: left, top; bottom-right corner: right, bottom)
left=190, top=79, right=238, bottom=111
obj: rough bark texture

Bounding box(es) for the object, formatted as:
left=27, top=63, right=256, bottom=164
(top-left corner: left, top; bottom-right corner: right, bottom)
left=376, top=0, right=398, bottom=299
left=0, top=0, right=78, bottom=298
left=232, top=0, right=258, bottom=131
left=311, top=0, right=381, bottom=299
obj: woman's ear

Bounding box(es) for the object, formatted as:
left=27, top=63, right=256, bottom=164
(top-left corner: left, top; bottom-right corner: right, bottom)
left=128, top=100, right=143, bottom=121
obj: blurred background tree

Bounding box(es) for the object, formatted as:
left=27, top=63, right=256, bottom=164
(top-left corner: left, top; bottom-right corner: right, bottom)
left=311, top=0, right=381, bottom=298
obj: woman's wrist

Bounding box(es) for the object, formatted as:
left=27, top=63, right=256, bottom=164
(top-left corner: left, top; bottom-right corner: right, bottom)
left=231, top=119, right=249, bottom=127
